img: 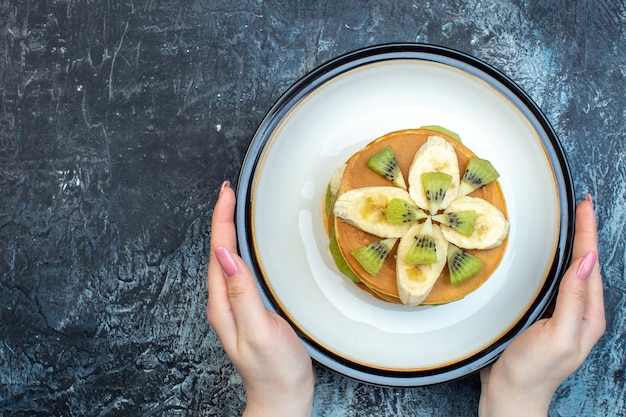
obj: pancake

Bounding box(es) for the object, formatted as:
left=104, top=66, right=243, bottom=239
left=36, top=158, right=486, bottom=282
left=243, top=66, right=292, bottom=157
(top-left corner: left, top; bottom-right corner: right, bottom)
left=324, top=128, right=508, bottom=305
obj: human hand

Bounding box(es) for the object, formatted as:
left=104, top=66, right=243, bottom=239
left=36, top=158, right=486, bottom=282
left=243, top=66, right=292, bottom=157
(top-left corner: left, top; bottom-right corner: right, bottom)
left=479, top=194, right=606, bottom=417
left=207, top=181, right=315, bottom=417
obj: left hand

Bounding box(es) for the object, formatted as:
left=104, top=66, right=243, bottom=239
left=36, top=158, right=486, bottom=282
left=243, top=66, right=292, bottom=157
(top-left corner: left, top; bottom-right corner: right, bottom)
left=207, top=181, right=315, bottom=417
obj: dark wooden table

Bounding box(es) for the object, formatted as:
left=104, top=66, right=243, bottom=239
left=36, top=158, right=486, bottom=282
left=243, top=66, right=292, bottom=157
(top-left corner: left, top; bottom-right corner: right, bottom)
left=1, top=1, right=624, bottom=416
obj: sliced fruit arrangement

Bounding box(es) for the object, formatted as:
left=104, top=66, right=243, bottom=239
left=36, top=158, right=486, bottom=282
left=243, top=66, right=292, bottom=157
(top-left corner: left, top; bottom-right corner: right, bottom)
left=325, top=128, right=509, bottom=307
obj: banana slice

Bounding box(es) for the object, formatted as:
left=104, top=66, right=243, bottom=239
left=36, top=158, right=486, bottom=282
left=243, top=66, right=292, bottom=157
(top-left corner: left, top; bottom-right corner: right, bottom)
left=333, top=186, right=416, bottom=238
left=408, top=136, right=460, bottom=212
left=396, top=221, right=448, bottom=306
left=439, top=196, right=509, bottom=249
left=329, top=164, right=346, bottom=197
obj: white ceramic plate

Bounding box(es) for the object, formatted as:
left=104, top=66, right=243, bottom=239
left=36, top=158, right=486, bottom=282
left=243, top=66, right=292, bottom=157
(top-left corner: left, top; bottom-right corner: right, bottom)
left=236, top=44, right=574, bottom=386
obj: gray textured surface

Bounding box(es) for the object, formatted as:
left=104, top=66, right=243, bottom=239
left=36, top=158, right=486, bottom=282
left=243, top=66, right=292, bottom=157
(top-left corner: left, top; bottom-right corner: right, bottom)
left=0, top=1, right=624, bottom=416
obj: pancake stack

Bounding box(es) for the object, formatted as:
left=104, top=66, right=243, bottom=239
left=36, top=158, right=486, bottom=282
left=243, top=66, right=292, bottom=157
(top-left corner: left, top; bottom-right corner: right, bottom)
left=323, top=128, right=509, bottom=306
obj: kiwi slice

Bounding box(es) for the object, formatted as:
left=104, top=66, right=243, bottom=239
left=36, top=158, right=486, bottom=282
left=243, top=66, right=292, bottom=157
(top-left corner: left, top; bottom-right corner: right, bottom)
left=325, top=183, right=333, bottom=218
left=367, top=145, right=407, bottom=189
left=459, top=158, right=500, bottom=196
left=329, top=229, right=360, bottom=282
left=351, top=238, right=397, bottom=276
left=447, top=244, right=483, bottom=285
left=406, top=217, right=437, bottom=265
left=432, top=210, right=476, bottom=236
left=421, top=172, right=453, bottom=214
left=420, top=125, right=461, bottom=142
left=386, top=198, right=429, bottom=225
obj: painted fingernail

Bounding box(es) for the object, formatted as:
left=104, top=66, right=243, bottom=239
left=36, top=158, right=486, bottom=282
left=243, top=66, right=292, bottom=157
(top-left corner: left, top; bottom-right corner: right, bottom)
left=215, top=246, right=238, bottom=277
left=576, top=250, right=597, bottom=281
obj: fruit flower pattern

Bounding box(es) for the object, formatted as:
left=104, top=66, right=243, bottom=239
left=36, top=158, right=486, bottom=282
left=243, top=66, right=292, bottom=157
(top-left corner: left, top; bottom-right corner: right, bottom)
left=329, top=133, right=509, bottom=306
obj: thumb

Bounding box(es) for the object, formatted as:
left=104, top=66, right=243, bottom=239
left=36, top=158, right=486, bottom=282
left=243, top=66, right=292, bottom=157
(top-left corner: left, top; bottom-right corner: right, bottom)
left=549, top=250, right=597, bottom=341
left=214, top=245, right=270, bottom=331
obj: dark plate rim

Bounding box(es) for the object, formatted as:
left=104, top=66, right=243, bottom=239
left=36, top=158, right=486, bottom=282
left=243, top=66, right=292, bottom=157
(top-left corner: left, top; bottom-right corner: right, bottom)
left=235, top=43, right=575, bottom=386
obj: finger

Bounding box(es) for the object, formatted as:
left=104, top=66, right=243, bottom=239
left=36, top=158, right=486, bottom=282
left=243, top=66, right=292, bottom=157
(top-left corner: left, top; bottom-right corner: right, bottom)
left=571, top=195, right=597, bottom=260
left=210, top=181, right=238, bottom=253
left=215, top=245, right=274, bottom=339
left=572, top=195, right=606, bottom=349
left=207, top=182, right=238, bottom=343
left=549, top=196, right=604, bottom=349
left=208, top=182, right=237, bottom=312
left=548, top=197, right=596, bottom=340
left=576, top=196, right=606, bottom=350
left=550, top=251, right=597, bottom=344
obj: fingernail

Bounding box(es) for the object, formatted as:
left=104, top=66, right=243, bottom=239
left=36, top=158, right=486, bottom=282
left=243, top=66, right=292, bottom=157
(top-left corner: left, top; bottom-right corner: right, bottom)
left=220, top=180, right=231, bottom=194
left=215, top=246, right=238, bottom=277
left=576, top=250, right=597, bottom=281
left=585, top=193, right=593, bottom=208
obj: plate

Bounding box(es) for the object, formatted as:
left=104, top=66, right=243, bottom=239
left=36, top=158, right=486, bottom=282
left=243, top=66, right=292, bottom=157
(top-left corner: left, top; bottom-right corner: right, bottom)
left=236, top=43, right=574, bottom=386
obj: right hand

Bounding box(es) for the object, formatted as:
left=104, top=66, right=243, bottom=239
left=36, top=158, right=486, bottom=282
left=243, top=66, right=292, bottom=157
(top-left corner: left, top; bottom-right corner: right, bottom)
left=479, top=195, right=605, bottom=416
